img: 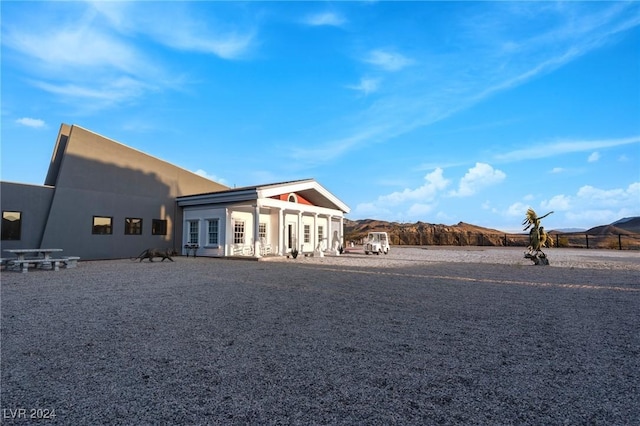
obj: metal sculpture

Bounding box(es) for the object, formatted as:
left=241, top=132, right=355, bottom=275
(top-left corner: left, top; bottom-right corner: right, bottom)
left=522, top=208, right=554, bottom=265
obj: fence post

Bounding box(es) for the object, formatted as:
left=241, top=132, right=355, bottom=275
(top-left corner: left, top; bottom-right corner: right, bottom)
left=556, top=234, right=559, bottom=248
left=504, top=234, right=507, bottom=246
left=619, top=234, right=622, bottom=250
left=586, top=234, right=589, bottom=249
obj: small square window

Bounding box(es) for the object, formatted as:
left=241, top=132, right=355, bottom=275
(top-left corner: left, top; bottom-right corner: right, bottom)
left=125, top=218, right=143, bottom=235
left=2, top=211, right=22, bottom=241
left=233, top=221, right=245, bottom=244
left=188, top=220, right=199, bottom=244
left=92, top=216, right=113, bottom=235
left=152, top=219, right=167, bottom=236
left=207, top=219, right=219, bottom=245
left=304, top=224, right=311, bottom=244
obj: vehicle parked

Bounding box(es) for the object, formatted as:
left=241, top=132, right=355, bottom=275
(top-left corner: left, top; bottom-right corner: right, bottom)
left=364, top=232, right=390, bottom=255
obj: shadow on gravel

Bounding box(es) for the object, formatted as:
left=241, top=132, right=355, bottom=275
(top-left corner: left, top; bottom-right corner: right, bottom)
left=1, top=259, right=639, bottom=424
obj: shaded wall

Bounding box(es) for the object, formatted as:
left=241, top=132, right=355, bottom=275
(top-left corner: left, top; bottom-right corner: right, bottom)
left=0, top=182, right=54, bottom=250
left=4, top=124, right=228, bottom=260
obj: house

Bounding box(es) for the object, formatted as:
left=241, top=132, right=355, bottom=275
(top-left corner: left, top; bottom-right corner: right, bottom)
left=1, top=124, right=349, bottom=260
left=178, top=179, right=350, bottom=258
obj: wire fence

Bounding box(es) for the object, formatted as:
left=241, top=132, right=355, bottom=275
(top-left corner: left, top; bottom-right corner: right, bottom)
left=448, top=233, right=640, bottom=250
left=381, top=233, right=640, bottom=250
left=505, top=233, right=640, bottom=250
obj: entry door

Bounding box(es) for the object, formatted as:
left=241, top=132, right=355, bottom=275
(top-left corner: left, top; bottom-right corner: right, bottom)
left=287, top=223, right=296, bottom=250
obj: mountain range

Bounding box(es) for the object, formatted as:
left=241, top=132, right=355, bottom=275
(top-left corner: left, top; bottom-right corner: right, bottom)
left=345, top=217, right=640, bottom=248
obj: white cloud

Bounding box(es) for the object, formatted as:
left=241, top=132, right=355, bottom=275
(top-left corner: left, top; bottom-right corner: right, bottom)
left=450, top=163, right=506, bottom=197
left=407, top=203, right=435, bottom=217
left=161, top=30, right=254, bottom=60
left=2, top=2, right=256, bottom=110
left=350, top=169, right=449, bottom=222
left=587, top=151, right=600, bottom=162
left=16, top=117, right=45, bottom=128
left=351, top=202, right=392, bottom=219
left=4, top=24, right=147, bottom=75
left=506, top=202, right=529, bottom=217
left=31, top=77, right=152, bottom=109
left=194, top=169, right=227, bottom=185
left=379, top=168, right=450, bottom=205
left=550, top=167, right=565, bottom=173
left=289, top=3, right=640, bottom=168
left=89, top=1, right=255, bottom=60
left=564, top=209, right=629, bottom=228
left=576, top=182, right=639, bottom=206
left=534, top=182, right=640, bottom=229
left=304, top=12, right=346, bottom=27
left=541, top=194, right=571, bottom=211
left=364, top=49, right=413, bottom=72
left=347, top=77, right=380, bottom=95
left=495, top=136, right=640, bottom=163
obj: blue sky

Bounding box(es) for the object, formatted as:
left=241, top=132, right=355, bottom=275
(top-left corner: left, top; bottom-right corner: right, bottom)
left=2, top=1, right=639, bottom=232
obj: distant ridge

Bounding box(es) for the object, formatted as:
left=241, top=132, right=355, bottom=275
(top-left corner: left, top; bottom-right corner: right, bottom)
left=345, top=216, right=640, bottom=247
left=610, top=217, right=640, bottom=233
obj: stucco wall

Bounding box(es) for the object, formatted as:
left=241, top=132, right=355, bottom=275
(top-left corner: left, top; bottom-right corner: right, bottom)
left=0, top=182, right=54, bottom=250
left=7, top=124, right=229, bottom=260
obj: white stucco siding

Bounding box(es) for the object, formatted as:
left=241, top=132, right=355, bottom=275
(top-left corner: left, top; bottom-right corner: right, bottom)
left=182, top=207, right=226, bottom=256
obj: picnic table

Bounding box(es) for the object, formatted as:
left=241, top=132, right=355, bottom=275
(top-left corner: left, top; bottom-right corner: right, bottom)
left=2, top=249, right=79, bottom=273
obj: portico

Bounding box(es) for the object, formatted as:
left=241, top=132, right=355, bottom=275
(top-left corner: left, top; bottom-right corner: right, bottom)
left=177, top=179, right=349, bottom=258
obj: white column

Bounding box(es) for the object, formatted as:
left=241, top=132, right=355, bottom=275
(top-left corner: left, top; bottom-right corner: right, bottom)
left=298, top=211, right=303, bottom=253
left=278, top=208, right=284, bottom=256
left=253, top=205, right=261, bottom=258
left=225, top=208, right=232, bottom=256
left=327, top=217, right=332, bottom=252
left=313, top=213, right=318, bottom=249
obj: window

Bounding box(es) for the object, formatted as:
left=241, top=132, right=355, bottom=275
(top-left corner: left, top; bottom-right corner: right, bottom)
left=1, top=211, right=22, bottom=241
left=188, top=220, right=199, bottom=244
left=304, top=224, right=311, bottom=243
left=318, top=226, right=324, bottom=245
left=233, top=221, right=245, bottom=244
left=288, top=193, right=298, bottom=203
left=207, top=219, right=219, bottom=245
left=259, top=222, right=267, bottom=239
left=152, top=219, right=167, bottom=236
left=92, top=216, right=113, bottom=235
left=125, top=217, right=142, bottom=235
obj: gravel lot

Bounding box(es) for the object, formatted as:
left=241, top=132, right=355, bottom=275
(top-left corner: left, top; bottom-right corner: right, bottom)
left=2, top=247, right=639, bottom=425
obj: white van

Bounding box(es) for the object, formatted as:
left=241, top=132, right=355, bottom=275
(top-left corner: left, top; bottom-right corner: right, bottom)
left=364, top=232, right=390, bottom=255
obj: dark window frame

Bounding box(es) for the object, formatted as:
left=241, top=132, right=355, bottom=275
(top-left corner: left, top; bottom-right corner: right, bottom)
left=2, top=210, right=22, bottom=241
left=233, top=221, right=245, bottom=244
left=152, top=219, right=168, bottom=236
left=207, top=218, right=219, bottom=245
left=92, top=216, right=113, bottom=235
left=125, top=217, right=143, bottom=235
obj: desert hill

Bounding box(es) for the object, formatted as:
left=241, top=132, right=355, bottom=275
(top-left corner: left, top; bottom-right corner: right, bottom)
left=345, top=216, right=640, bottom=248
left=609, top=217, right=640, bottom=233
left=584, top=225, right=635, bottom=236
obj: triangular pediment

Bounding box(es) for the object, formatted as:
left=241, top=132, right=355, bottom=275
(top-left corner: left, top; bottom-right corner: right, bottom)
left=177, top=179, right=350, bottom=213
left=258, top=180, right=349, bottom=213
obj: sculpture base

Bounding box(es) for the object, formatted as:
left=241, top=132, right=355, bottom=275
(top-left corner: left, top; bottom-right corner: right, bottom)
left=524, top=252, right=550, bottom=266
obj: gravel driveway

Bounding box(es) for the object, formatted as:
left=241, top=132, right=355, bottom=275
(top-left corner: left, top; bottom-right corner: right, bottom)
left=2, top=247, right=639, bottom=425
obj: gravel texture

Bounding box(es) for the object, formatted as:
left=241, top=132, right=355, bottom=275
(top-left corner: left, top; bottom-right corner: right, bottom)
left=1, top=247, right=639, bottom=425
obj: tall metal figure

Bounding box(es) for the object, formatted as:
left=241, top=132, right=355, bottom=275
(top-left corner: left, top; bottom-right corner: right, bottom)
left=522, top=208, right=554, bottom=265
